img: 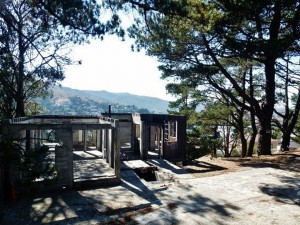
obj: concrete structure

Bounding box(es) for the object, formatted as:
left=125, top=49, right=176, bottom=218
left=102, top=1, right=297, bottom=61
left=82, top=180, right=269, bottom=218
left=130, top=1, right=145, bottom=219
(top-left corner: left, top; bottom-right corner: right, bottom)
left=1, top=115, right=121, bottom=191
left=103, top=113, right=187, bottom=162
left=0, top=113, right=186, bottom=198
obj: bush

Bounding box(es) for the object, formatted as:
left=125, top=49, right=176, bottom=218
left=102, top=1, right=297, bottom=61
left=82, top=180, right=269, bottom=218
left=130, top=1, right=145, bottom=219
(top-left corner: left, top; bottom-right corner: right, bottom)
left=19, top=145, right=57, bottom=183
left=0, top=135, right=57, bottom=185
left=186, top=135, right=212, bottom=162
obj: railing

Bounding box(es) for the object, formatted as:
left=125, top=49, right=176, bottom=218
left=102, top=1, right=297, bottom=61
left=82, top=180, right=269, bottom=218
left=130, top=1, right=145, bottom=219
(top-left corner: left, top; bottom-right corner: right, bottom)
left=2, top=115, right=119, bottom=127
left=2, top=117, right=31, bottom=124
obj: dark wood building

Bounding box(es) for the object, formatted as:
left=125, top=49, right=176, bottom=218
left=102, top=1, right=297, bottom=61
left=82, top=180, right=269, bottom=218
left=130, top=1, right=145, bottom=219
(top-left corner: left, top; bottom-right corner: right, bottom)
left=103, top=113, right=187, bottom=162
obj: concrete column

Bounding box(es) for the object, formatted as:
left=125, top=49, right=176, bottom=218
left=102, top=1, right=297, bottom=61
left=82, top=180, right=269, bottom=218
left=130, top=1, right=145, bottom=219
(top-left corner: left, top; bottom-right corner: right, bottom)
left=102, top=129, right=108, bottom=162
left=96, top=129, right=101, bottom=151
left=161, top=126, right=165, bottom=158
left=108, top=129, right=114, bottom=168
left=140, top=122, right=148, bottom=160
left=55, top=128, right=73, bottom=188
left=83, top=130, right=87, bottom=151
left=113, top=121, right=120, bottom=180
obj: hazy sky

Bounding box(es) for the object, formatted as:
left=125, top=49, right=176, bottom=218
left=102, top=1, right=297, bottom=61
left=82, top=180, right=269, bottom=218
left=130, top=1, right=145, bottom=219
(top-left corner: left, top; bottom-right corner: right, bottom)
left=60, top=35, right=174, bottom=101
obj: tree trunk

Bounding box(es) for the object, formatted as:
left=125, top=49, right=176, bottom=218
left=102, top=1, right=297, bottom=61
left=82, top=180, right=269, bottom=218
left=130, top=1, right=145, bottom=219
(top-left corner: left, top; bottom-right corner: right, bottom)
left=212, top=125, right=218, bottom=158
left=222, top=126, right=230, bottom=157
left=247, top=108, right=257, bottom=157
left=258, top=122, right=272, bottom=155
left=240, top=71, right=247, bottom=157
left=240, top=131, right=247, bottom=157
left=247, top=67, right=257, bottom=157
left=280, top=131, right=291, bottom=151
left=236, top=106, right=247, bottom=157
left=280, top=57, right=291, bottom=152
left=258, top=102, right=273, bottom=155
left=258, top=58, right=276, bottom=155
left=247, top=132, right=256, bottom=157
left=16, top=20, right=25, bottom=117
left=280, top=88, right=300, bottom=151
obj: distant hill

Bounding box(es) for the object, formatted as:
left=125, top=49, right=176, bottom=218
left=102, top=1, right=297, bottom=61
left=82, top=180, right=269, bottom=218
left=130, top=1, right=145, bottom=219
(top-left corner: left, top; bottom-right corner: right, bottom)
left=36, top=86, right=170, bottom=115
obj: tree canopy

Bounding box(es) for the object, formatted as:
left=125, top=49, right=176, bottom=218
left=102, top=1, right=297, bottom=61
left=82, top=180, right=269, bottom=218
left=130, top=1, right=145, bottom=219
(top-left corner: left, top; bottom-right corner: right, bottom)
left=107, top=0, right=300, bottom=155
left=0, top=0, right=121, bottom=118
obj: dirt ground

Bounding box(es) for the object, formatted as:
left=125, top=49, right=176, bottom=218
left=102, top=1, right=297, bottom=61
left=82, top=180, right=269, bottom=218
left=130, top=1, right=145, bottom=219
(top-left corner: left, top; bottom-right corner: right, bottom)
left=182, top=149, right=300, bottom=178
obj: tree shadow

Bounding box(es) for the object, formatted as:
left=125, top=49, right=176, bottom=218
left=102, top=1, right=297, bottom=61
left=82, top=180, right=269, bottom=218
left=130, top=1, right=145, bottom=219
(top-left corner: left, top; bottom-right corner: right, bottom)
left=259, top=174, right=300, bottom=206
left=1, top=169, right=164, bottom=224
left=121, top=170, right=163, bottom=206
left=145, top=182, right=241, bottom=225
left=184, top=160, right=227, bottom=173
left=1, top=172, right=241, bottom=225
left=239, top=162, right=281, bottom=169
left=148, top=159, right=190, bottom=175
left=1, top=187, right=159, bottom=225
left=224, top=153, right=299, bottom=172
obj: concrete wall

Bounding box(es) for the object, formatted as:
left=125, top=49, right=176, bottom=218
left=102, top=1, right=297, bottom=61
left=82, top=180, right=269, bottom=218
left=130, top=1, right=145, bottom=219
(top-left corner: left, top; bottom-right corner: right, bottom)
left=102, top=113, right=133, bottom=147
left=118, top=122, right=132, bottom=147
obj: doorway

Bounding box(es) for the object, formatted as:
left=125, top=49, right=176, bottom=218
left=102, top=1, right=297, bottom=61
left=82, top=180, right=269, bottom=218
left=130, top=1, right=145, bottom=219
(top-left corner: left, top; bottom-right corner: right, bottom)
left=148, top=125, right=163, bottom=159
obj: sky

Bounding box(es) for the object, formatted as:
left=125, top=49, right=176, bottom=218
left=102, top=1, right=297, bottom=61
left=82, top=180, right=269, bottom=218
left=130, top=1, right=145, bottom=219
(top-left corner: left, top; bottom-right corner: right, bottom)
left=60, top=35, right=174, bottom=101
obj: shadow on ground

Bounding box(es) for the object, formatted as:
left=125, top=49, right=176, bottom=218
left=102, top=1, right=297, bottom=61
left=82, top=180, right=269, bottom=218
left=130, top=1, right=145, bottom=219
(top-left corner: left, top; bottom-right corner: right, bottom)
left=224, top=152, right=300, bottom=171
left=0, top=170, right=239, bottom=225
left=259, top=173, right=300, bottom=206
left=183, top=160, right=227, bottom=173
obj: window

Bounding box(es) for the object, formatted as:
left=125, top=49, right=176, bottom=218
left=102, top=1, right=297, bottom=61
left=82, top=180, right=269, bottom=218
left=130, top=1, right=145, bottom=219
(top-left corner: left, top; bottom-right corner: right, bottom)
left=164, top=120, right=177, bottom=142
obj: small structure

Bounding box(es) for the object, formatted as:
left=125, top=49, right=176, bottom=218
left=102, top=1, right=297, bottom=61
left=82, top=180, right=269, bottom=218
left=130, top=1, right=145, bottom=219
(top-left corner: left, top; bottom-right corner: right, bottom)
left=1, top=115, right=121, bottom=191
left=103, top=113, right=187, bottom=162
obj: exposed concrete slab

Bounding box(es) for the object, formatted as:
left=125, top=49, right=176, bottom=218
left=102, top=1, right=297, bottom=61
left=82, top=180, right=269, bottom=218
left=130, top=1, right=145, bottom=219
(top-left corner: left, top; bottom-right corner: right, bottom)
left=121, top=160, right=152, bottom=170
left=73, top=150, right=115, bottom=181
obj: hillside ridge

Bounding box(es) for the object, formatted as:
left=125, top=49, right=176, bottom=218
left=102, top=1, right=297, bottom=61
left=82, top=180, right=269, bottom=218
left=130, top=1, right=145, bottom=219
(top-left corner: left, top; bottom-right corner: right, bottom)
left=37, top=85, right=169, bottom=115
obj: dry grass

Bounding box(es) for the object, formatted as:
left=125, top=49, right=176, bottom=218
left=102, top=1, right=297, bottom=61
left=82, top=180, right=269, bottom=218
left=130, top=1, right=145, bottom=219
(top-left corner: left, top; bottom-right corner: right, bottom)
left=183, top=149, right=300, bottom=178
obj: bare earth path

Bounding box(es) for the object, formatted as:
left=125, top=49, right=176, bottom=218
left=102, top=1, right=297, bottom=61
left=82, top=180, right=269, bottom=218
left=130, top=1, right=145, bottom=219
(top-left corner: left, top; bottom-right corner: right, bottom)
left=1, top=150, right=300, bottom=225
left=183, top=149, right=300, bottom=177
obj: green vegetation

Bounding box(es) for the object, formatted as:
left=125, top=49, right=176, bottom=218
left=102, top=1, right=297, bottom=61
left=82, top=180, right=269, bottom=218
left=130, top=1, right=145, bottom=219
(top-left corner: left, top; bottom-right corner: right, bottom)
left=38, top=95, right=150, bottom=115
left=107, top=0, right=300, bottom=156
left=0, top=0, right=121, bottom=118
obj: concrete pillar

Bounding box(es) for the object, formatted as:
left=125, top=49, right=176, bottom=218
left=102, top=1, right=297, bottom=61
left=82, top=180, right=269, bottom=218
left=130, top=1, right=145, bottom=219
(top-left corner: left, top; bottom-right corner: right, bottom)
left=108, top=129, right=114, bottom=168
left=92, top=130, right=97, bottom=146
left=140, top=122, right=148, bottom=160
left=96, top=129, right=101, bottom=151
left=83, top=130, right=87, bottom=151
left=55, top=128, right=73, bottom=188
left=131, top=122, right=135, bottom=152
left=113, top=121, right=120, bottom=180
left=102, top=129, right=107, bottom=162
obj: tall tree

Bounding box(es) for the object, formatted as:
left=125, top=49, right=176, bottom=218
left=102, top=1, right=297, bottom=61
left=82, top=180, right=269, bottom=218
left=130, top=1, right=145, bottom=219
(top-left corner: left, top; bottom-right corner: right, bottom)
left=273, top=56, right=300, bottom=151
left=0, top=0, right=120, bottom=117
left=108, top=0, right=300, bottom=155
